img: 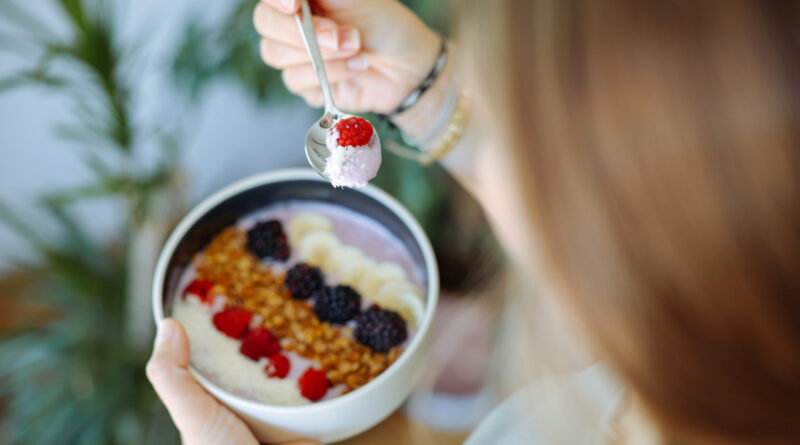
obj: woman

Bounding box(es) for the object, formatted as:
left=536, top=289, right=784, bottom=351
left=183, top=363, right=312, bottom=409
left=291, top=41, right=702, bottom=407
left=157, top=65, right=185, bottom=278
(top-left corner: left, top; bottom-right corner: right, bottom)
left=147, top=0, right=800, bottom=443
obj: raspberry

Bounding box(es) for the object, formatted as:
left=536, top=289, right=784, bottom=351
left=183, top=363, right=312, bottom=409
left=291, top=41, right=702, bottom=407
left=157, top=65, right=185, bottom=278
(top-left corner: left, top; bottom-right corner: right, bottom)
left=183, top=279, right=214, bottom=304
left=240, top=327, right=281, bottom=361
left=313, top=285, right=361, bottom=324
left=265, top=353, right=290, bottom=379
left=285, top=263, right=324, bottom=300
left=298, top=367, right=328, bottom=401
left=212, top=307, right=252, bottom=339
left=247, top=220, right=290, bottom=261
left=333, top=117, right=373, bottom=147
left=354, top=307, right=408, bottom=353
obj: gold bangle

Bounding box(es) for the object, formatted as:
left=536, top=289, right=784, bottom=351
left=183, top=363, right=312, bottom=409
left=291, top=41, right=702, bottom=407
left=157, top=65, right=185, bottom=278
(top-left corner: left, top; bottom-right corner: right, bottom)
left=385, top=89, right=471, bottom=166
left=418, top=90, right=470, bottom=165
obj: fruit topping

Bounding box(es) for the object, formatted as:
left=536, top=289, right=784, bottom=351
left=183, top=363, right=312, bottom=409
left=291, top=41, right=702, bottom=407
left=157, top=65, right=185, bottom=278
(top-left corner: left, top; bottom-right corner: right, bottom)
left=333, top=116, right=373, bottom=147
left=285, top=263, right=324, bottom=300
left=354, top=307, right=408, bottom=353
left=323, top=246, right=363, bottom=275
left=212, top=307, right=252, bottom=339
left=375, top=291, right=424, bottom=329
left=357, top=262, right=407, bottom=300
left=299, top=367, right=329, bottom=401
left=240, top=327, right=281, bottom=361
left=288, top=213, right=333, bottom=247
left=265, top=353, right=291, bottom=379
left=313, top=285, right=361, bottom=324
left=183, top=278, right=215, bottom=304
left=297, top=231, right=340, bottom=265
left=192, top=224, right=414, bottom=393
left=335, top=256, right=375, bottom=287
left=247, top=220, right=290, bottom=261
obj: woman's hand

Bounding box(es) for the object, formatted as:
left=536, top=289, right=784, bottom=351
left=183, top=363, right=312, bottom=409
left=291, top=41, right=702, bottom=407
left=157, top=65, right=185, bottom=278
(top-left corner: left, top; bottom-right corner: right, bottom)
left=146, top=319, right=317, bottom=445
left=253, top=0, right=440, bottom=114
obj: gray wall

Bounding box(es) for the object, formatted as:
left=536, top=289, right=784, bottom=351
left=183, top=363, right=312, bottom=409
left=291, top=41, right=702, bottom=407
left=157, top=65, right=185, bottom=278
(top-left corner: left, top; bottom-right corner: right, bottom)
left=0, top=0, right=315, bottom=270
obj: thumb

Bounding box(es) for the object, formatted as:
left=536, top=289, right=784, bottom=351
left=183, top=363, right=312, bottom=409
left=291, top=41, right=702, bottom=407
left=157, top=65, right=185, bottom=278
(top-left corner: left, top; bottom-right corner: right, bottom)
left=265, top=0, right=301, bottom=14
left=146, top=318, right=222, bottom=434
left=147, top=320, right=321, bottom=445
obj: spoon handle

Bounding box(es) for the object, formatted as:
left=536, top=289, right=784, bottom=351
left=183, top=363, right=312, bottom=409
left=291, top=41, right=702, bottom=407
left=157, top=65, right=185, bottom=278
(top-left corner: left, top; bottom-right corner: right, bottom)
left=295, top=0, right=338, bottom=116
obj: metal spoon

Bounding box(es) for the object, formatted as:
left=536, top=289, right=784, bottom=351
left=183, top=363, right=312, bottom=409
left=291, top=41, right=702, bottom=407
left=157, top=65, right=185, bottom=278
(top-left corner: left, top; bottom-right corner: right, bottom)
left=294, top=0, right=349, bottom=179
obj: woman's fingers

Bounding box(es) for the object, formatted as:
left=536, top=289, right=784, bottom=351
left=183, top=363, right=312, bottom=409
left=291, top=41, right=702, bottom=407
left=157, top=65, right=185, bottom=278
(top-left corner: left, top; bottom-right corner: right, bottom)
left=254, top=1, right=344, bottom=50
left=261, top=0, right=300, bottom=15
left=299, top=87, right=325, bottom=108
left=299, top=80, right=376, bottom=113
left=260, top=32, right=360, bottom=68
left=298, top=79, right=367, bottom=110
left=281, top=55, right=368, bottom=93
left=146, top=319, right=224, bottom=435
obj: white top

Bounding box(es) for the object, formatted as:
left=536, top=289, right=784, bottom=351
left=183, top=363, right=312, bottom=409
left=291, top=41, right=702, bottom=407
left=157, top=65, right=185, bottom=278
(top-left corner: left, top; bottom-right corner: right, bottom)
left=464, top=363, right=624, bottom=445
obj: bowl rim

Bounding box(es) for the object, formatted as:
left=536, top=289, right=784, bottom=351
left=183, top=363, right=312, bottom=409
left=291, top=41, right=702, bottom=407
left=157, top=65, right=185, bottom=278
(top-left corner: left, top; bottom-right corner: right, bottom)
left=151, top=168, right=439, bottom=413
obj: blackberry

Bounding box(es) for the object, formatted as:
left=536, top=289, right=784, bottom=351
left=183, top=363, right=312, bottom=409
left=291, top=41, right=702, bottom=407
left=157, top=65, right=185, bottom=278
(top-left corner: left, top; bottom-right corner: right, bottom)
left=313, top=285, right=361, bottom=324
left=285, top=263, right=324, bottom=300
left=354, top=307, right=408, bottom=353
left=247, top=220, right=290, bottom=261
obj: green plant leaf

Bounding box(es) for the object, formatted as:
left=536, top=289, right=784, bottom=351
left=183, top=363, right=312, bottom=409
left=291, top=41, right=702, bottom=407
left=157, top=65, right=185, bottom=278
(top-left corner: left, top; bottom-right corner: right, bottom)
left=0, top=200, right=45, bottom=248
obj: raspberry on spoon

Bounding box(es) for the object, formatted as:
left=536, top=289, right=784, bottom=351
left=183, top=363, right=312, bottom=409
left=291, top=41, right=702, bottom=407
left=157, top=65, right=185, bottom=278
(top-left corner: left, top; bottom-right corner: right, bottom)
left=333, top=117, right=373, bottom=147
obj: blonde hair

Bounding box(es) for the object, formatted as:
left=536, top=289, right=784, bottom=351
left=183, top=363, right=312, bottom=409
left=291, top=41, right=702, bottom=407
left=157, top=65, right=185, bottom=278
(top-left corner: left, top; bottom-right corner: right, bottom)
left=463, top=0, right=800, bottom=443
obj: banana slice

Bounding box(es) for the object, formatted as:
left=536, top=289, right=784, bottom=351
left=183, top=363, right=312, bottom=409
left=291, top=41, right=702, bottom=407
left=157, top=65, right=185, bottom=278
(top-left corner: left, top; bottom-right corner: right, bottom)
left=375, top=280, right=421, bottom=304
left=375, top=262, right=408, bottom=281
left=336, top=257, right=376, bottom=287
left=297, top=230, right=340, bottom=266
left=288, top=213, right=333, bottom=247
left=323, top=246, right=364, bottom=275
left=380, top=291, right=425, bottom=329
left=356, top=274, right=382, bottom=299
left=357, top=262, right=408, bottom=300
left=373, top=280, right=425, bottom=328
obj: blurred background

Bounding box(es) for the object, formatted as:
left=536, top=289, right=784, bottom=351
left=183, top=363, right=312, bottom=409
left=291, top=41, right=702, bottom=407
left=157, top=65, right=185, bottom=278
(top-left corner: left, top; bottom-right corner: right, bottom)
left=0, top=0, right=501, bottom=443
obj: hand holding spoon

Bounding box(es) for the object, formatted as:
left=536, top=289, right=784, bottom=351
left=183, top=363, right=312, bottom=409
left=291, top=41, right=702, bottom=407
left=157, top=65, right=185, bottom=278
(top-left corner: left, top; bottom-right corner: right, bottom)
left=294, top=0, right=382, bottom=187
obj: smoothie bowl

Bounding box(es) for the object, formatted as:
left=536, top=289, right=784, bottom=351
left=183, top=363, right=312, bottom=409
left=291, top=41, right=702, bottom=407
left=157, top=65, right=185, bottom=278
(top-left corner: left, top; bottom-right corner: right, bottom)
left=152, top=169, right=438, bottom=443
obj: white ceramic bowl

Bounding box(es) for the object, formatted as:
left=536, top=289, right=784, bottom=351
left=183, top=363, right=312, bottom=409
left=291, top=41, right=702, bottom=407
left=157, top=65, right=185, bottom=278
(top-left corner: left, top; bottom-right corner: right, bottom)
left=152, top=168, right=439, bottom=443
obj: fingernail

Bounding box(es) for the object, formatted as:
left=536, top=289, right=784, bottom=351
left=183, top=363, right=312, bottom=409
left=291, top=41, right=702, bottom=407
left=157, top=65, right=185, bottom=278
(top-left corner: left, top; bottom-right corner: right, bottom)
left=340, top=28, right=360, bottom=52
left=156, top=319, right=177, bottom=345
left=281, top=0, right=296, bottom=13
left=318, top=29, right=339, bottom=50
left=315, top=17, right=338, bottom=31
left=347, top=54, right=369, bottom=71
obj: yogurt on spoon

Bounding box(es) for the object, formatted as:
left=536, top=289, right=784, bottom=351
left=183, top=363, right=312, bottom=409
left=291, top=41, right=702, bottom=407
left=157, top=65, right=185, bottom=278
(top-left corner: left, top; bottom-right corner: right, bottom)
left=324, top=117, right=382, bottom=188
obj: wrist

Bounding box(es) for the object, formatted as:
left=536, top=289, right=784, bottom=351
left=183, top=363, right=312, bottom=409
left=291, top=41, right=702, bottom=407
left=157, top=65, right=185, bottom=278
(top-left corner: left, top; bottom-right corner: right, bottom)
left=390, top=43, right=456, bottom=141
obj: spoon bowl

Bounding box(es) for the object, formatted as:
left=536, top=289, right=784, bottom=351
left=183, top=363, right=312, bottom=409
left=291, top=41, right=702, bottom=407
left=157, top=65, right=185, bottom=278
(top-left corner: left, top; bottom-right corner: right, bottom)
left=304, top=111, right=348, bottom=179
